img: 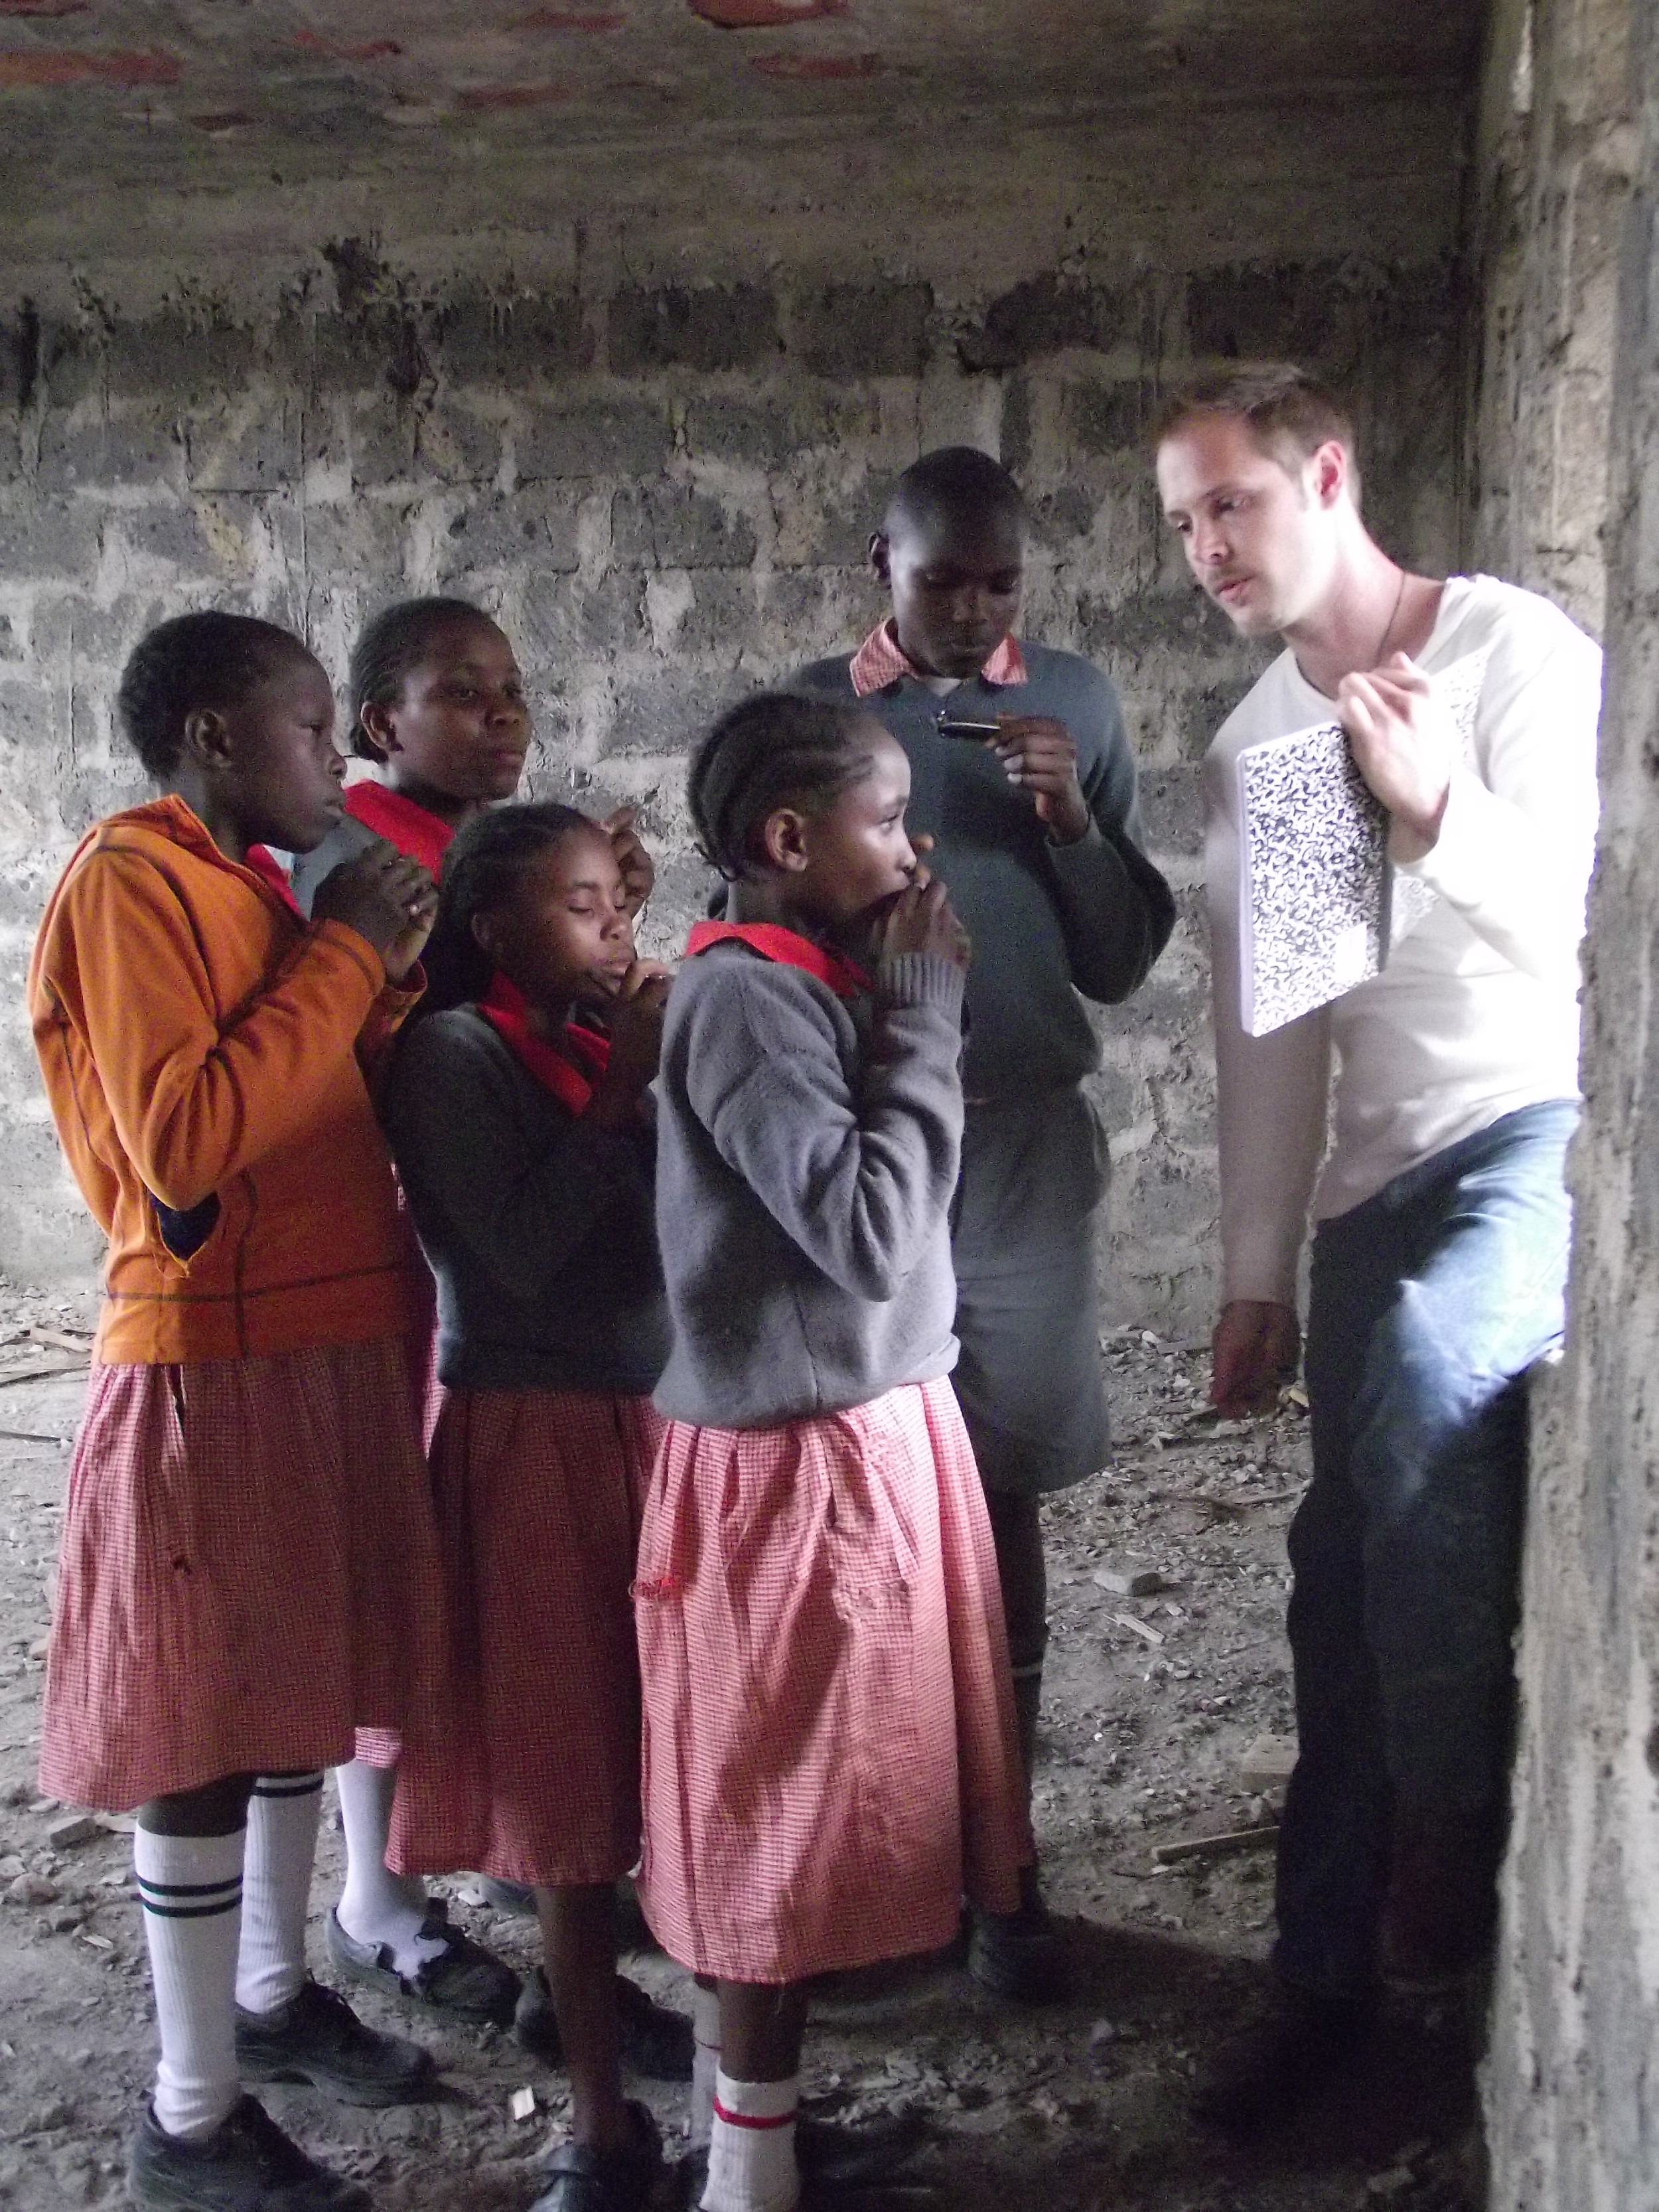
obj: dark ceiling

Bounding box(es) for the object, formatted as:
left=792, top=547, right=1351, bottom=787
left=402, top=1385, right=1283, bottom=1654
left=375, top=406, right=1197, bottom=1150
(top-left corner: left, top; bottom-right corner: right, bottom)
left=0, top=0, right=1487, bottom=210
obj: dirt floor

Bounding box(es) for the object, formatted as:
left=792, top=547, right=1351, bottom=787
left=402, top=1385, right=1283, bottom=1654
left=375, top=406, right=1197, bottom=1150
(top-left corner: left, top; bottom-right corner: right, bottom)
left=0, top=1277, right=1485, bottom=2211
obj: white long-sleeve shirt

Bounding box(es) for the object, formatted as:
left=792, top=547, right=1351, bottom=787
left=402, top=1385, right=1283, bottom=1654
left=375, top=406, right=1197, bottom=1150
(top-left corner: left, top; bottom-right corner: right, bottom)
left=1204, top=573, right=1603, bottom=1308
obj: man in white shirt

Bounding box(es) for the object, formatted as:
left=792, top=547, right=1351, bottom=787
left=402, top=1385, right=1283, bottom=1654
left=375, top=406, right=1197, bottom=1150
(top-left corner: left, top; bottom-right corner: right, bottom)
left=1154, top=365, right=1601, bottom=2125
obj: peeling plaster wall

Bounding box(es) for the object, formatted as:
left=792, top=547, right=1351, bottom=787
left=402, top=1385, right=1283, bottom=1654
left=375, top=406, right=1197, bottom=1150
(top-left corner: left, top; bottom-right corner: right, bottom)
left=0, top=111, right=1465, bottom=1319
left=1466, top=0, right=1635, bottom=633
left=1479, top=0, right=1659, bottom=2203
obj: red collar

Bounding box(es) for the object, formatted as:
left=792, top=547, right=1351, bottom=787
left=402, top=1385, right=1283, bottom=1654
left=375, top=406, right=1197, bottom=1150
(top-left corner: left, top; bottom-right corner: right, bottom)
left=685, top=920, right=871, bottom=1001
left=344, top=781, right=455, bottom=877
left=479, top=975, right=610, bottom=1115
left=849, top=619, right=1027, bottom=698
left=241, top=844, right=305, bottom=921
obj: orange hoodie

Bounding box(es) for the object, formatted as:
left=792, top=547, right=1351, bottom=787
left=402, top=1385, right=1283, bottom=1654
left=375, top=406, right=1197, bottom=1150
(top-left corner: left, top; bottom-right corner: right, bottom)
left=29, top=796, right=421, bottom=1364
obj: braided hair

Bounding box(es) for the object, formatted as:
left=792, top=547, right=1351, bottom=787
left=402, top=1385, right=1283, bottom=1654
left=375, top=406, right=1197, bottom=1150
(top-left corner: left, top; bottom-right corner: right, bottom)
left=421, top=800, right=598, bottom=1013
left=116, top=612, right=312, bottom=778
left=687, top=691, right=880, bottom=881
left=346, top=595, right=499, bottom=763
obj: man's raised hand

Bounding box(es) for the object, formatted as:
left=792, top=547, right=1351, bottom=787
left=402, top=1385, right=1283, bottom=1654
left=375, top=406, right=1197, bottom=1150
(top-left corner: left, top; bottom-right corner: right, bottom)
left=1337, top=652, right=1457, bottom=863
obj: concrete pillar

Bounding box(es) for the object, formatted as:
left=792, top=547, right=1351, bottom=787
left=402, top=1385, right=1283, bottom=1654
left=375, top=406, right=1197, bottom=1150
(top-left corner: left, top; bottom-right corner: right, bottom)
left=1482, top=1, right=1659, bottom=2200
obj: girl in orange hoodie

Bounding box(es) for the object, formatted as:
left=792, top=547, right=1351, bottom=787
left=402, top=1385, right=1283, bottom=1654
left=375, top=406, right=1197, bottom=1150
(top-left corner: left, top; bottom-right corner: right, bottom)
left=30, top=611, right=449, bottom=2212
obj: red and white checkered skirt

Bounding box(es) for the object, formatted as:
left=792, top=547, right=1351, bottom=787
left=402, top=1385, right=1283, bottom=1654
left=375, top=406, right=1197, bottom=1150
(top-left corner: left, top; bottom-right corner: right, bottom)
left=386, top=1386, right=662, bottom=1887
left=40, top=1342, right=450, bottom=1812
left=351, top=1272, right=443, bottom=1774
left=634, top=1376, right=1033, bottom=1983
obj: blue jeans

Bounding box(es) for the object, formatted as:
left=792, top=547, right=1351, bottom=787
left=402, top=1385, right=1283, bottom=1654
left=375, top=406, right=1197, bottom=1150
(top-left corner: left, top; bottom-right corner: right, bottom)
left=1274, top=1099, right=1577, bottom=2002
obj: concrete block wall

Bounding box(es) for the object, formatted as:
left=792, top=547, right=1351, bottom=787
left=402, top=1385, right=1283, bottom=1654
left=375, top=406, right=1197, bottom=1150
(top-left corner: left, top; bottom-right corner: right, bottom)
left=1476, top=0, right=1656, bottom=2201
left=1466, top=0, right=1634, bottom=634
left=0, top=247, right=1462, bottom=1323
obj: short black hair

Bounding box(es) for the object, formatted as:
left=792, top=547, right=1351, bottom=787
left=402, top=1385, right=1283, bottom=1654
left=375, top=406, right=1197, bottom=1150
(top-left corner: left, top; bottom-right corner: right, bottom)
left=687, top=692, right=881, bottom=883
left=347, top=595, right=501, bottom=763
left=422, top=799, right=600, bottom=1013
left=115, top=611, right=313, bottom=780
left=883, top=445, right=1027, bottom=543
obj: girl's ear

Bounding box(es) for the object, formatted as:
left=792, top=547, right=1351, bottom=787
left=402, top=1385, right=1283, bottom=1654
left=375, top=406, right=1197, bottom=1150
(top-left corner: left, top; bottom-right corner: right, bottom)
left=759, top=805, right=810, bottom=875
left=358, top=700, right=400, bottom=761
left=469, top=908, right=500, bottom=964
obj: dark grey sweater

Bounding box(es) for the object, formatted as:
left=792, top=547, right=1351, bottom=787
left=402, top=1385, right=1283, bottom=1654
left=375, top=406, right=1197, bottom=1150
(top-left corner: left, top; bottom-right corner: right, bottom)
left=382, top=1007, right=669, bottom=1396
left=790, top=644, right=1175, bottom=1099
left=652, top=944, right=966, bottom=1430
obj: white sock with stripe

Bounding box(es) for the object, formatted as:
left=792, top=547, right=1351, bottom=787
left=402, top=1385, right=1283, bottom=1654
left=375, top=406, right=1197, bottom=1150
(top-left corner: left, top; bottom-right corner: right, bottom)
left=687, top=1982, right=722, bottom=2149
left=701, top=2069, right=800, bottom=2212
left=134, top=1826, right=245, bottom=2142
left=236, top=1771, right=323, bottom=2016
left=333, top=1758, right=447, bottom=1976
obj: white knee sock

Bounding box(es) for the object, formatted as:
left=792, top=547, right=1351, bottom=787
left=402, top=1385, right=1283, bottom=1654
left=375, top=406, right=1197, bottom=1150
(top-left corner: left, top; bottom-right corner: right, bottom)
left=134, top=1826, right=245, bottom=2142
left=235, top=1772, right=323, bottom=2016
left=688, top=1982, right=722, bottom=2149
left=701, top=2070, right=800, bottom=2212
left=332, top=1759, right=446, bottom=1976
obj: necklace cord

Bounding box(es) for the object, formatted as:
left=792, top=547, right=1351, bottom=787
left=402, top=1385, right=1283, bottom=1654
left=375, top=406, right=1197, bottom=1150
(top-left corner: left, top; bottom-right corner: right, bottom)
left=1372, top=567, right=1409, bottom=667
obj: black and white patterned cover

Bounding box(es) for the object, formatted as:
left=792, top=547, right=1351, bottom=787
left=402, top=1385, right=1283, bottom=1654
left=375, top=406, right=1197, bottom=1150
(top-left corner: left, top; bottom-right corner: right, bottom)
left=1236, top=650, right=1491, bottom=1037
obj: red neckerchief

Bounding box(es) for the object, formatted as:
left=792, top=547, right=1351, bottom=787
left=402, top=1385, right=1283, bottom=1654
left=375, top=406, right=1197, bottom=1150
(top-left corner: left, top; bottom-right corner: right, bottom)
left=242, top=844, right=305, bottom=921
left=479, top=974, right=610, bottom=1115
left=344, top=781, right=455, bottom=878
left=685, top=920, right=871, bottom=1001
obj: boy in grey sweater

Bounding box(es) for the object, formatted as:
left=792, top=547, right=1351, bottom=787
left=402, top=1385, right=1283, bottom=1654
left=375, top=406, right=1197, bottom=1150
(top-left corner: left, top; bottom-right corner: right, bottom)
left=789, top=447, right=1176, bottom=1994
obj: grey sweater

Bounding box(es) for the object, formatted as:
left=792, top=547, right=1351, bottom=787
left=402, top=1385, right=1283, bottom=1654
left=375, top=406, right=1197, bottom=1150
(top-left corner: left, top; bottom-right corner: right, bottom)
left=652, top=943, right=966, bottom=1430
left=382, top=1007, right=669, bottom=1396
left=790, top=644, right=1175, bottom=1099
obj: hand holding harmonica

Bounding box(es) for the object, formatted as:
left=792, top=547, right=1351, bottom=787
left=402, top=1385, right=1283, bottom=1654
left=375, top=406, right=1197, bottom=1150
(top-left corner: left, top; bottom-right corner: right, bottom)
left=934, top=709, right=1092, bottom=846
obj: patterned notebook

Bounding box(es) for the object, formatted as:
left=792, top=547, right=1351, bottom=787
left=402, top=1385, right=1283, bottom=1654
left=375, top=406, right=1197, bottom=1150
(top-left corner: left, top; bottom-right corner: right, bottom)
left=1236, top=650, right=1492, bottom=1037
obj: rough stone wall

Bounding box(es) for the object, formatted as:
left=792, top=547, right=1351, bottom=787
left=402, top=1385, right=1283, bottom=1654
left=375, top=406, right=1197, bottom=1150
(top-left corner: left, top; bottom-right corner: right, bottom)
left=1485, top=52, right=1659, bottom=2212
left=1466, top=0, right=1636, bottom=632
left=1479, top=0, right=1659, bottom=2201
left=0, top=148, right=1465, bottom=1321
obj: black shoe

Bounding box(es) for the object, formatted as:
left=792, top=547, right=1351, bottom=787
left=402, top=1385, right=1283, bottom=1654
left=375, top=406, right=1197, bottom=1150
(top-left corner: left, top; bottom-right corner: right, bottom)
left=325, top=1901, right=520, bottom=2026
left=966, top=1897, right=1068, bottom=2004
left=798, top=2110, right=928, bottom=2187
left=1379, top=1804, right=1502, bottom=1994
left=528, top=2101, right=660, bottom=2212
left=1191, top=1986, right=1377, bottom=2133
left=475, top=1875, right=538, bottom=1918
left=802, top=2191, right=942, bottom=2209
left=126, top=2093, right=370, bottom=2210
left=514, top=1966, right=694, bottom=2082
left=677, top=2108, right=927, bottom=2205
left=235, top=1978, right=435, bottom=2108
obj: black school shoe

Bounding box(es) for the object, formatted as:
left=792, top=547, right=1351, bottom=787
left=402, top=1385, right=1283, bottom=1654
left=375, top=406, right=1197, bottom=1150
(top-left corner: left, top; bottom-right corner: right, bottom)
left=529, top=2101, right=661, bottom=2212
left=1190, top=1984, right=1378, bottom=2133
left=475, top=1874, right=538, bottom=1917
left=126, top=2093, right=370, bottom=2210
left=234, top=1978, right=435, bottom=2107
left=325, top=1900, right=520, bottom=2026
left=676, top=2108, right=928, bottom=2205
left=966, top=1897, right=1068, bottom=2004
left=515, top=1966, right=694, bottom=2081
